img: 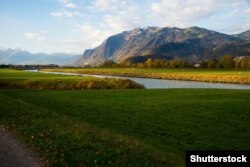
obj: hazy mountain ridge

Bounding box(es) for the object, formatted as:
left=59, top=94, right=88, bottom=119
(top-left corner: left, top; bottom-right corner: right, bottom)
left=0, top=48, right=80, bottom=65
left=77, top=26, right=250, bottom=66
left=2, top=27, right=249, bottom=66
left=234, top=30, right=250, bottom=40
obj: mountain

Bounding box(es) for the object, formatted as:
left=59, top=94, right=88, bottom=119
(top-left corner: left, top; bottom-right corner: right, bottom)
left=234, top=30, right=250, bottom=40
left=0, top=48, right=80, bottom=65
left=77, top=26, right=250, bottom=66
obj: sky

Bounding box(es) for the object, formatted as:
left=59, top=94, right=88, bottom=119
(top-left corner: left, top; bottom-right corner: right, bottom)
left=0, top=0, right=250, bottom=54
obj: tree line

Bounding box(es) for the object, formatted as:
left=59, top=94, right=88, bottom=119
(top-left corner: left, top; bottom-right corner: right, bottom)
left=99, top=54, right=250, bottom=69
left=0, top=64, right=59, bottom=69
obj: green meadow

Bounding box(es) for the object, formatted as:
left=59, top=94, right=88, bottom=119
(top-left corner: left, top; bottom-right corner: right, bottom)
left=0, top=69, right=249, bottom=166
left=43, top=68, right=250, bottom=84
left=0, top=69, right=144, bottom=89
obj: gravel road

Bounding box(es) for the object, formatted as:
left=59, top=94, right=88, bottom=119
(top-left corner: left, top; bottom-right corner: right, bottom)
left=0, top=128, right=46, bottom=167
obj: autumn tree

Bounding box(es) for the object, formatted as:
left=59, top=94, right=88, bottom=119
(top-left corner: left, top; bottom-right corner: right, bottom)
left=219, top=54, right=234, bottom=68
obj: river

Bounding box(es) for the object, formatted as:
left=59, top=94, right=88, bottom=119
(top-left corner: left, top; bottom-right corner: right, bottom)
left=27, top=70, right=250, bottom=89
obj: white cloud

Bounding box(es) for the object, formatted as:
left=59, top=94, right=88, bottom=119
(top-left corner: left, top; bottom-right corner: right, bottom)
left=65, top=2, right=76, bottom=8
left=60, top=23, right=114, bottom=52
left=58, top=0, right=68, bottom=3
left=71, top=0, right=143, bottom=45
left=104, top=11, right=140, bottom=33
left=12, top=43, right=21, bottom=49
left=104, top=15, right=127, bottom=32
left=50, top=10, right=74, bottom=18
left=50, top=0, right=79, bottom=18
left=59, top=23, right=112, bottom=53
left=50, top=11, right=63, bottom=17
left=25, top=33, right=38, bottom=39
left=58, top=0, right=77, bottom=8
left=80, top=24, right=92, bottom=33
left=91, top=0, right=126, bottom=12
left=48, top=0, right=250, bottom=52
left=244, top=8, right=250, bottom=15
left=91, top=0, right=142, bottom=32
left=79, top=24, right=113, bottom=47
left=36, top=36, right=46, bottom=42
left=150, top=0, right=244, bottom=27
left=25, top=33, right=46, bottom=43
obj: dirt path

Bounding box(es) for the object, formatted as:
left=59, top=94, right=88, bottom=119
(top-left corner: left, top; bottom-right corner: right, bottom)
left=0, top=128, right=47, bottom=167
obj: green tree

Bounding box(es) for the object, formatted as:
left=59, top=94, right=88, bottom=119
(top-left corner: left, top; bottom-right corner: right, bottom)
left=207, top=59, right=219, bottom=68
left=200, top=61, right=208, bottom=68
left=102, top=60, right=116, bottom=68
left=219, top=54, right=234, bottom=68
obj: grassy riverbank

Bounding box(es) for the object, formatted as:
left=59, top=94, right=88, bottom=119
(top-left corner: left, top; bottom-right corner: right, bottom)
left=0, top=69, right=144, bottom=89
left=0, top=89, right=249, bottom=167
left=42, top=68, right=250, bottom=84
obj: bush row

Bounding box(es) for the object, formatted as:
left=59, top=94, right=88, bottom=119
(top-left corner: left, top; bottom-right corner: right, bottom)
left=0, top=78, right=144, bottom=90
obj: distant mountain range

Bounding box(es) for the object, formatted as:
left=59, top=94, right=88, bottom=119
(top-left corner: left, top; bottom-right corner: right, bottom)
left=234, top=30, right=250, bottom=40
left=76, top=26, right=250, bottom=66
left=0, top=48, right=80, bottom=65
left=1, top=27, right=249, bottom=66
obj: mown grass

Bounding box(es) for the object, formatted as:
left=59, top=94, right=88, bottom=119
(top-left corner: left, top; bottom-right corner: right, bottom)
left=0, top=69, right=144, bottom=89
left=43, top=68, right=250, bottom=84
left=0, top=89, right=249, bottom=167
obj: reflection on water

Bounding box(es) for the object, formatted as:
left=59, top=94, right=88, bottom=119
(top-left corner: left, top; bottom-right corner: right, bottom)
left=26, top=70, right=250, bottom=89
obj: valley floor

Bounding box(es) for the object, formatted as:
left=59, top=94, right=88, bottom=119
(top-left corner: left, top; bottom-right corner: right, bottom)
left=0, top=89, right=249, bottom=167
left=42, top=68, right=250, bottom=84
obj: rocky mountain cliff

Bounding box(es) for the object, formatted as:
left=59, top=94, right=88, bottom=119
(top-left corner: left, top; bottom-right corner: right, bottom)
left=76, top=26, right=250, bottom=66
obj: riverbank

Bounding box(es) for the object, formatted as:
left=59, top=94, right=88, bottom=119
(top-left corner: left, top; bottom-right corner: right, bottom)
left=0, top=69, right=144, bottom=90
left=42, top=68, right=250, bottom=84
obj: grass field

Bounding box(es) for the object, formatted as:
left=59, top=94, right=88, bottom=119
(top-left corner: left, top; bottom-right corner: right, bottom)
left=0, top=89, right=249, bottom=167
left=42, top=68, right=250, bottom=84
left=0, top=69, right=144, bottom=89
left=0, top=68, right=249, bottom=166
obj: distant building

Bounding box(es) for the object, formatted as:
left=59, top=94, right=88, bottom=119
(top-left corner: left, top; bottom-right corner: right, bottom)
left=194, top=64, right=200, bottom=68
